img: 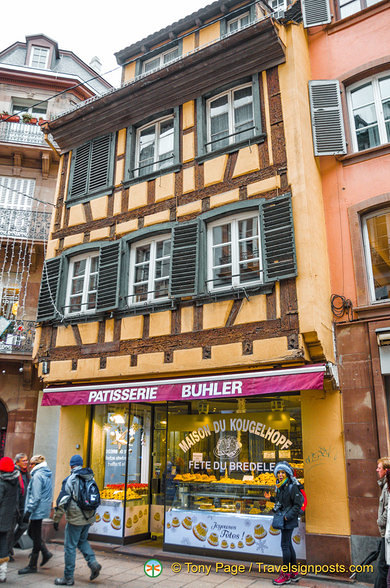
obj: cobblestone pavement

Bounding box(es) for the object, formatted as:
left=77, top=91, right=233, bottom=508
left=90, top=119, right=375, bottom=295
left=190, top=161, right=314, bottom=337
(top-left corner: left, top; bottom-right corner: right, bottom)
left=5, top=543, right=373, bottom=587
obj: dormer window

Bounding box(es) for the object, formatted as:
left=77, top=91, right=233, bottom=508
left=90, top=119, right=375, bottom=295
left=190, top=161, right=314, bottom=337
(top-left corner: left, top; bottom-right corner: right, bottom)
left=142, top=46, right=179, bottom=74
left=30, top=46, right=50, bottom=69
left=227, top=11, right=250, bottom=33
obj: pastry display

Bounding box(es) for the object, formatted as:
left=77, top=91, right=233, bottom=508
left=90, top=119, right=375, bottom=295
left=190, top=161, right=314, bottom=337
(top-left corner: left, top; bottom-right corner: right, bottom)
left=230, top=543, right=235, bottom=549
left=193, top=522, right=208, bottom=541
left=126, top=517, right=132, bottom=528
left=182, top=516, right=192, bottom=530
left=102, top=511, right=111, bottom=523
left=172, top=517, right=180, bottom=527
left=245, top=534, right=255, bottom=546
left=221, top=540, right=229, bottom=548
left=269, top=526, right=281, bottom=536
left=207, top=533, right=219, bottom=546
left=254, top=524, right=267, bottom=539
left=293, top=535, right=301, bottom=544
left=95, top=513, right=101, bottom=523
left=237, top=541, right=244, bottom=548
left=111, top=516, right=121, bottom=530
left=100, top=483, right=148, bottom=501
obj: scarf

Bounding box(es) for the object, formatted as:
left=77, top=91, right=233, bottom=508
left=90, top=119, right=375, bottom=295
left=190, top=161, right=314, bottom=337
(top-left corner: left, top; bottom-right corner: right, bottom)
left=276, top=476, right=289, bottom=490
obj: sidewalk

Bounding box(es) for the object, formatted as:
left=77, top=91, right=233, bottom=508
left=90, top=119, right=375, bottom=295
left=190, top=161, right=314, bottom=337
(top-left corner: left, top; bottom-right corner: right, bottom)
left=5, top=542, right=373, bottom=588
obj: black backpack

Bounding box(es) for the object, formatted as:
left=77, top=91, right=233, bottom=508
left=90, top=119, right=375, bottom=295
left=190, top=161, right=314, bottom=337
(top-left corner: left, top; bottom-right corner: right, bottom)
left=74, top=475, right=101, bottom=515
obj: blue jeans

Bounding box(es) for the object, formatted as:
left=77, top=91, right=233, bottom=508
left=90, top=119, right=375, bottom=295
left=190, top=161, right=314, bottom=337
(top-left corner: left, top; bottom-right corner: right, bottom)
left=64, top=523, right=96, bottom=580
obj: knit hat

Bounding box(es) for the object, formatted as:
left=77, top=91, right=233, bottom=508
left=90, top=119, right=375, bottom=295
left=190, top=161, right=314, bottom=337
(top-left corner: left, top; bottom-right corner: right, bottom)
left=274, top=461, right=295, bottom=478
left=0, top=457, right=15, bottom=472
left=70, top=454, right=83, bottom=467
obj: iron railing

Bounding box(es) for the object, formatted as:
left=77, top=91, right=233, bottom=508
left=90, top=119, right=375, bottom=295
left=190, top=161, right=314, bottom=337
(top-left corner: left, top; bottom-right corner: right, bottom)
left=0, top=320, right=36, bottom=355
left=0, top=121, right=59, bottom=148
left=0, top=209, right=52, bottom=241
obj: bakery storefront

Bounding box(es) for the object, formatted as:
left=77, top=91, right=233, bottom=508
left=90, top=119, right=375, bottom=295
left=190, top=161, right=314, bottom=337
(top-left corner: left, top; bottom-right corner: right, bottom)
left=42, top=365, right=326, bottom=560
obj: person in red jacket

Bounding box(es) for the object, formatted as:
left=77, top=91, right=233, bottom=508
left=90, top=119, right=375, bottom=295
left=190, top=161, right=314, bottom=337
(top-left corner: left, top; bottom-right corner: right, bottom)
left=0, top=457, right=22, bottom=583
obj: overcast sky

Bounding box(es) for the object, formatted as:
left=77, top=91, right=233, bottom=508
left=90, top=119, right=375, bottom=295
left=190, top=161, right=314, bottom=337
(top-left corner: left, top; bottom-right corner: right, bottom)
left=2, top=0, right=214, bottom=87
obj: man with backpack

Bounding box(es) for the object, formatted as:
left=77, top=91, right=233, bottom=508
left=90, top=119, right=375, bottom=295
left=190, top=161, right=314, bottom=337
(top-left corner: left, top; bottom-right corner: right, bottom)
left=52, top=455, right=101, bottom=586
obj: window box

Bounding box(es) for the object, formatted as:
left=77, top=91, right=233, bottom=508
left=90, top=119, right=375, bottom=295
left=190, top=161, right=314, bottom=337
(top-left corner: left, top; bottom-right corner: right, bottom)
left=197, top=75, right=263, bottom=159
left=1, top=115, right=20, bottom=123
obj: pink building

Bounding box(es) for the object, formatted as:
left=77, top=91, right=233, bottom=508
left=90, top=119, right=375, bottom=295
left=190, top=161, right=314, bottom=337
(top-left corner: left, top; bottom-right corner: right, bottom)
left=306, top=0, right=390, bottom=569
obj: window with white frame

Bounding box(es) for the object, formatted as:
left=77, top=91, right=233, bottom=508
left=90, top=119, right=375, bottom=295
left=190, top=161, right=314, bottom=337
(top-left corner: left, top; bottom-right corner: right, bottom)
left=270, top=0, right=287, bottom=17
left=142, top=47, right=179, bottom=74
left=12, top=99, right=47, bottom=120
left=65, top=252, right=99, bottom=315
left=348, top=73, right=390, bottom=152
left=362, top=208, right=390, bottom=302
left=207, top=84, right=254, bottom=152
left=207, top=212, right=262, bottom=291
left=227, top=11, right=250, bottom=33
left=30, top=46, right=50, bottom=69
left=135, top=116, right=174, bottom=177
left=0, top=177, right=34, bottom=210
left=338, top=0, right=381, bottom=19
left=129, top=235, right=171, bottom=304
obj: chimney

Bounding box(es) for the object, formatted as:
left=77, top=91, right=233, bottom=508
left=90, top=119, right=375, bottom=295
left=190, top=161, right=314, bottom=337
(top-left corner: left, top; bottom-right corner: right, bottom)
left=89, top=56, right=102, bottom=73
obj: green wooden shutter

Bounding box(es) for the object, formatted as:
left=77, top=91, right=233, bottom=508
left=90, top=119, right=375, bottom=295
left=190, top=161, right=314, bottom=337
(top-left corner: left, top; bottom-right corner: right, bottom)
left=88, top=135, right=112, bottom=192
left=96, top=241, right=121, bottom=312
left=37, top=257, right=63, bottom=322
left=309, top=80, right=347, bottom=156
left=69, top=143, right=90, bottom=199
left=302, top=0, right=331, bottom=28
left=170, top=221, right=199, bottom=297
left=260, top=194, right=297, bottom=282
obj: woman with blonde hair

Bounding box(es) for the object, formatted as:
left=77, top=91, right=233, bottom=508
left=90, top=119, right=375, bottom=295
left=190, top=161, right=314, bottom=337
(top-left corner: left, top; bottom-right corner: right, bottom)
left=18, top=455, right=53, bottom=575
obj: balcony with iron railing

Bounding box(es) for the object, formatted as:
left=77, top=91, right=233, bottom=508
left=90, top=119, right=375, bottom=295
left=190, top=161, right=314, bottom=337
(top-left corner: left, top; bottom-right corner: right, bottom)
left=0, top=319, right=36, bottom=356
left=0, top=208, right=52, bottom=241
left=0, top=118, right=58, bottom=148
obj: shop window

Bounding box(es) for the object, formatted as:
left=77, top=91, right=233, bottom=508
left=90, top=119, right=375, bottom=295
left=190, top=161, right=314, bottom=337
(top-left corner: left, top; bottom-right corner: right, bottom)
left=128, top=234, right=171, bottom=305
left=165, top=396, right=305, bottom=557
left=362, top=208, right=390, bottom=302
left=197, top=76, right=263, bottom=158
left=207, top=212, right=262, bottom=291
left=125, top=109, right=180, bottom=182
left=67, top=134, right=115, bottom=203
left=65, top=251, right=99, bottom=316
left=89, top=404, right=151, bottom=541
left=347, top=73, right=390, bottom=152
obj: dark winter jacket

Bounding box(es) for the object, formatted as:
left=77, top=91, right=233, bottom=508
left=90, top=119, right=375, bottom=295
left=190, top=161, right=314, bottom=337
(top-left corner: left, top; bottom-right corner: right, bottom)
left=0, top=469, right=22, bottom=532
left=272, top=480, right=303, bottom=530
left=15, top=464, right=30, bottom=509
left=53, top=466, right=96, bottom=526
left=25, top=461, right=53, bottom=520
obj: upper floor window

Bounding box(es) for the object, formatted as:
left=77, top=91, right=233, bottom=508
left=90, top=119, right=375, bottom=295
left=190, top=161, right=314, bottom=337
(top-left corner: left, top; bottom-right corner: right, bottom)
left=348, top=73, right=390, bottom=152
left=68, top=134, right=114, bottom=202
left=12, top=99, right=47, bottom=120
left=0, top=177, right=34, bottom=210
left=270, top=0, right=287, bottom=17
left=142, top=46, right=179, bottom=74
left=128, top=235, right=171, bottom=305
left=30, top=46, right=49, bottom=69
left=207, top=212, right=262, bottom=291
left=136, top=116, right=174, bottom=177
left=362, top=209, right=390, bottom=303
left=65, top=252, right=99, bottom=316
left=206, top=84, right=254, bottom=153
left=338, top=0, right=381, bottom=19
left=227, top=12, right=250, bottom=33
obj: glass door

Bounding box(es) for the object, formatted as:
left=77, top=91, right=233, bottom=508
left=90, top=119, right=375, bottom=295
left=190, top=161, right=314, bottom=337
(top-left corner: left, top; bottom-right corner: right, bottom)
left=150, top=405, right=167, bottom=538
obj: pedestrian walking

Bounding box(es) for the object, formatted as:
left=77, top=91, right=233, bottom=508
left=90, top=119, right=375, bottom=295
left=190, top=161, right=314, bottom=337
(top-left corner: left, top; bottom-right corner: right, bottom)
left=376, top=457, right=390, bottom=588
left=7, top=452, right=30, bottom=557
left=264, top=461, right=304, bottom=585
left=53, top=455, right=101, bottom=586
left=0, top=457, right=23, bottom=583
left=18, top=455, right=53, bottom=575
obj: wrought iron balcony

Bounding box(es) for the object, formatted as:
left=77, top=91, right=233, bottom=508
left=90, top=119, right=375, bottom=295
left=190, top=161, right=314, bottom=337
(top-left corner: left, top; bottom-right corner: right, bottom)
left=0, top=208, right=52, bottom=241
left=0, top=120, right=58, bottom=148
left=0, top=319, right=36, bottom=356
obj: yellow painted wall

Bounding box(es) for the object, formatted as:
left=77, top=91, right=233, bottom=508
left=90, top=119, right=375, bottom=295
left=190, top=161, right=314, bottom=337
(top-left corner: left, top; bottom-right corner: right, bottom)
left=155, top=173, right=175, bottom=202
left=144, top=210, right=170, bottom=227
left=56, top=325, right=77, bottom=347
left=204, top=154, right=228, bottom=187
left=279, top=25, right=334, bottom=361
left=54, top=405, right=88, bottom=498
left=68, top=204, right=85, bottom=227
left=177, top=200, right=202, bottom=218
left=301, top=389, right=350, bottom=535
left=78, top=322, right=100, bottom=345
left=233, top=146, right=260, bottom=178
left=90, top=196, right=108, bottom=220
left=247, top=175, right=281, bottom=197
left=235, top=295, right=267, bottom=324
left=203, top=301, right=232, bottom=329
left=89, top=227, right=110, bottom=241
left=182, top=133, right=195, bottom=162
left=149, top=310, right=171, bottom=337
left=210, top=189, right=239, bottom=209
left=117, top=128, right=127, bottom=157
left=199, top=22, right=220, bottom=47
left=116, top=218, right=138, bottom=236
left=183, top=167, right=196, bottom=194
left=182, top=33, right=196, bottom=55
left=121, top=316, right=143, bottom=340
left=183, top=101, right=195, bottom=129
left=63, top=233, right=84, bottom=250
left=128, top=182, right=148, bottom=210
left=123, top=61, right=137, bottom=84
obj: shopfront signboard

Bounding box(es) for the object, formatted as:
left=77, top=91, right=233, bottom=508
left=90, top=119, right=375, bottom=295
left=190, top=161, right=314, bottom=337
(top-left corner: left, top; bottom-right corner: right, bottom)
left=42, top=365, right=326, bottom=407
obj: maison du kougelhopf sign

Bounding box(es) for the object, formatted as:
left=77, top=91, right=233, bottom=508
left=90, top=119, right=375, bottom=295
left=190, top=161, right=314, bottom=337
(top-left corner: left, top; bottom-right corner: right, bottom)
left=41, top=365, right=325, bottom=407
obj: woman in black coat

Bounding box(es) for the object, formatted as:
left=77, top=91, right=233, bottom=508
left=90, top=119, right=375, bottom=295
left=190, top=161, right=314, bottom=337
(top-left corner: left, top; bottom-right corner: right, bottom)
left=0, top=457, right=22, bottom=583
left=265, top=461, right=303, bottom=586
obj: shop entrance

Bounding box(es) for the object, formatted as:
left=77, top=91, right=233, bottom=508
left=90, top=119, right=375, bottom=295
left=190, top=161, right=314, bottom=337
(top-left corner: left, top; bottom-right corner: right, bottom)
left=88, top=403, right=167, bottom=545
left=0, top=401, right=7, bottom=458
